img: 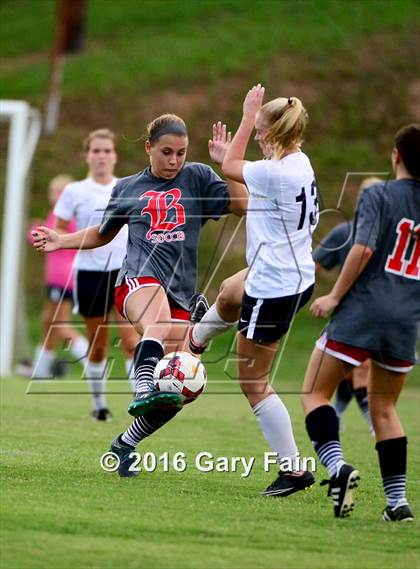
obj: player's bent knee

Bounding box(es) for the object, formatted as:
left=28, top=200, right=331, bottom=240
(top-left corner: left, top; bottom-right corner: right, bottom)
left=217, top=287, right=233, bottom=312
left=370, top=404, right=397, bottom=425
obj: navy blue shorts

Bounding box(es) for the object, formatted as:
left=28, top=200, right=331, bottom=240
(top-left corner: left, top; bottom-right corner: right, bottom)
left=46, top=285, right=73, bottom=303
left=74, top=269, right=119, bottom=318
left=238, top=285, right=314, bottom=343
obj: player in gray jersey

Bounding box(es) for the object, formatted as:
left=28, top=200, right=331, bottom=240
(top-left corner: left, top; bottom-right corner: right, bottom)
left=33, top=115, right=248, bottom=476
left=302, top=124, right=420, bottom=521
left=313, top=176, right=382, bottom=434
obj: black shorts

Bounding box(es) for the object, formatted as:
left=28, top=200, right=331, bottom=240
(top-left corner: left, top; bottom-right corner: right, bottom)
left=238, top=285, right=314, bottom=343
left=74, top=269, right=119, bottom=318
left=46, top=285, right=73, bottom=303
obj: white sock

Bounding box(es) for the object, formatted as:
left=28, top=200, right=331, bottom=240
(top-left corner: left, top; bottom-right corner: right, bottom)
left=253, top=393, right=300, bottom=470
left=125, top=358, right=136, bottom=392
left=192, top=304, right=237, bottom=346
left=70, top=336, right=89, bottom=360
left=85, top=360, right=108, bottom=411
left=32, top=345, right=55, bottom=378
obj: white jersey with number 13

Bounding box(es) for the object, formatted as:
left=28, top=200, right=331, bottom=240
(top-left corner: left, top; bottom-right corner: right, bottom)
left=243, top=151, right=318, bottom=298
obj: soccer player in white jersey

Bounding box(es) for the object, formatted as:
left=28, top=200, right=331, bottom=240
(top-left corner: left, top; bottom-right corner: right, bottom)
left=53, top=129, right=138, bottom=421
left=191, top=85, right=318, bottom=497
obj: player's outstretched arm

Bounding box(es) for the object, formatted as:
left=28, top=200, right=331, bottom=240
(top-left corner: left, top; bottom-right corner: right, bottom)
left=310, top=244, right=374, bottom=318
left=222, top=84, right=265, bottom=182
left=32, top=224, right=119, bottom=253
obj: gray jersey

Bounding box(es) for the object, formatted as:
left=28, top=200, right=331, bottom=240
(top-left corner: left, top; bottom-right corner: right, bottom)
left=327, top=179, right=420, bottom=361
left=99, top=162, right=229, bottom=310
left=313, top=221, right=352, bottom=270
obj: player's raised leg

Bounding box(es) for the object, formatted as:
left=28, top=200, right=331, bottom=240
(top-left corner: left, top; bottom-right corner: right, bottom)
left=189, top=268, right=246, bottom=354
left=110, top=285, right=186, bottom=476
left=124, top=285, right=185, bottom=416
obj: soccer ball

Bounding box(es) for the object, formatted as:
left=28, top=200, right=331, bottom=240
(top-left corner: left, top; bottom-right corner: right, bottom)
left=153, top=352, right=207, bottom=402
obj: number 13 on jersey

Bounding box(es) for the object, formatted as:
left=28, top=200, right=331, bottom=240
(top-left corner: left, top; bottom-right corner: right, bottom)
left=296, top=179, right=319, bottom=230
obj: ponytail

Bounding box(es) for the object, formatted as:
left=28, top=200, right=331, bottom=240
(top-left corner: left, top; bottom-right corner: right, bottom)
left=261, top=97, right=308, bottom=159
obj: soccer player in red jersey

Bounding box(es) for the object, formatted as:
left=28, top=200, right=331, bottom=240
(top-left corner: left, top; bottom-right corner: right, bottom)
left=33, top=115, right=247, bottom=475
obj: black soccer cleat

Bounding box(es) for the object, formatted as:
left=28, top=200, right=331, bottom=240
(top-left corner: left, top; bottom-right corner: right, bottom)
left=320, top=463, right=360, bottom=518
left=128, top=391, right=185, bottom=417
left=383, top=501, right=414, bottom=522
left=262, top=470, right=315, bottom=497
left=110, top=436, right=138, bottom=478
left=92, top=408, right=112, bottom=422
left=190, top=293, right=210, bottom=324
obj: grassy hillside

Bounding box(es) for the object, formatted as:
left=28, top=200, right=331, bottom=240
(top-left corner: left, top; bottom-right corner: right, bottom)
left=0, top=0, right=419, bottom=330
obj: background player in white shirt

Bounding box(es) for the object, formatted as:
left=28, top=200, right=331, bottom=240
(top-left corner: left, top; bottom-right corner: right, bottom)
left=192, top=85, right=317, bottom=497
left=53, top=129, right=138, bottom=421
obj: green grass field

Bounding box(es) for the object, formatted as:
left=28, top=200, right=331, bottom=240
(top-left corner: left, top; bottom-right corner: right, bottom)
left=1, top=326, right=419, bottom=569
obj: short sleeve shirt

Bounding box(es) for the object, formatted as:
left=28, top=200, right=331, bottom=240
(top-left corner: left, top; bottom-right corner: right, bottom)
left=54, top=177, right=128, bottom=272
left=99, top=162, right=229, bottom=310
left=327, top=179, right=420, bottom=361
left=242, top=152, right=317, bottom=298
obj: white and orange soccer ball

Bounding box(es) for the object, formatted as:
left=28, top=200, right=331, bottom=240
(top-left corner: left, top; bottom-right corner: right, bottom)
left=153, top=352, right=207, bottom=402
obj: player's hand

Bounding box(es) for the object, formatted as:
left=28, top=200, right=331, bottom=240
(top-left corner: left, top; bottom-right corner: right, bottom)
left=31, top=226, right=61, bottom=253
left=243, top=84, right=265, bottom=122
left=208, top=121, right=232, bottom=165
left=310, top=294, right=340, bottom=318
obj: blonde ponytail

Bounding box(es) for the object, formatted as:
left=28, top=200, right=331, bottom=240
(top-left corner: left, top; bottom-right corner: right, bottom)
left=260, top=97, right=308, bottom=159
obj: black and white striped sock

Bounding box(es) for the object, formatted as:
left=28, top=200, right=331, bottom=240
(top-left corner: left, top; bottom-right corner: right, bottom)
left=376, top=437, right=408, bottom=507
left=383, top=475, right=408, bottom=507
left=315, top=441, right=344, bottom=478
left=305, top=405, right=345, bottom=478
left=133, top=338, right=164, bottom=394
left=121, top=407, right=181, bottom=447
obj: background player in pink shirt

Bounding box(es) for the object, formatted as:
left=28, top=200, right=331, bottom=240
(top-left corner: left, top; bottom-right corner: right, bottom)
left=32, top=175, right=89, bottom=378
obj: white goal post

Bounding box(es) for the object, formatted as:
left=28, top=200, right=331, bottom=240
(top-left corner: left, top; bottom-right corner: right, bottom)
left=0, top=100, right=41, bottom=377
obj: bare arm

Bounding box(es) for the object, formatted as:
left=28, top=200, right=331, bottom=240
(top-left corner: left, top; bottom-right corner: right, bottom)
left=53, top=217, right=71, bottom=234
left=32, top=224, right=120, bottom=253
left=222, top=117, right=254, bottom=183
left=226, top=179, right=248, bottom=216
left=310, top=244, right=374, bottom=318
left=222, top=84, right=265, bottom=182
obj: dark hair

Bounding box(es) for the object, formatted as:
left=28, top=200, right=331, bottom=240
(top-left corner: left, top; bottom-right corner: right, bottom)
left=394, top=124, right=420, bottom=178
left=147, top=114, right=188, bottom=144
